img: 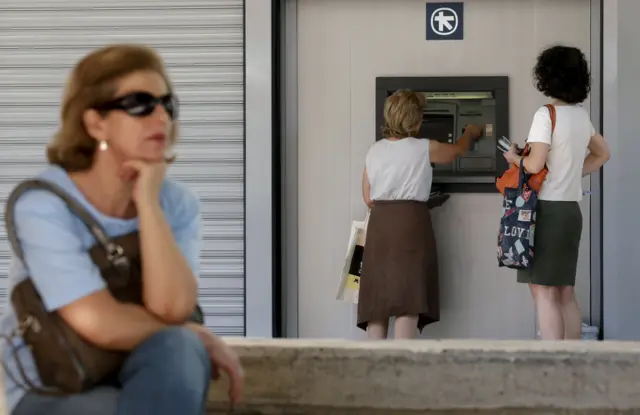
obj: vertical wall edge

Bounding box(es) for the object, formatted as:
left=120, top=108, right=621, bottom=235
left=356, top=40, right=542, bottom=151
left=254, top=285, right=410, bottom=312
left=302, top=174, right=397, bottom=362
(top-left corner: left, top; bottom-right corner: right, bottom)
left=245, top=0, right=274, bottom=338
left=282, top=0, right=300, bottom=338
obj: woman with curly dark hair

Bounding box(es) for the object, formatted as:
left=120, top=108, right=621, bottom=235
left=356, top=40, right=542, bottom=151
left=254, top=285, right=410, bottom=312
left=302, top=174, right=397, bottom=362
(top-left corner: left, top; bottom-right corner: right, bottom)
left=503, top=45, right=610, bottom=340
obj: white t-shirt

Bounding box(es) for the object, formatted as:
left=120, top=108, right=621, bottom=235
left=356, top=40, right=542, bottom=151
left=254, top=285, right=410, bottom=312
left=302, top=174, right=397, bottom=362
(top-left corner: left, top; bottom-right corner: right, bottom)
left=365, top=137, right=433, bottom=202
left=527, top=105, right=595, bottom=201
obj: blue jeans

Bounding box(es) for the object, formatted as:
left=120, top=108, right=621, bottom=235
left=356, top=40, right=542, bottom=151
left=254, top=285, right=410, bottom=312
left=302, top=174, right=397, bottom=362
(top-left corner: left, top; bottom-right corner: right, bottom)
left=12, top=327, right=212, bottom=415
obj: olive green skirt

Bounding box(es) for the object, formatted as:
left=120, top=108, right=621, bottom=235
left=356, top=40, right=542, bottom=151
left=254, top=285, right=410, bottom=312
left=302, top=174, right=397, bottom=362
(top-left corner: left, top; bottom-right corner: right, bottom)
left=517, top=200, right=582, bottom=286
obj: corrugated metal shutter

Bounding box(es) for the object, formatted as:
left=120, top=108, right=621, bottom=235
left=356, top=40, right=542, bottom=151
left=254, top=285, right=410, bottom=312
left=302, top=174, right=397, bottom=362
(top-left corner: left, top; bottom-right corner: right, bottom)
left=0, top=0, right=245, bottom=336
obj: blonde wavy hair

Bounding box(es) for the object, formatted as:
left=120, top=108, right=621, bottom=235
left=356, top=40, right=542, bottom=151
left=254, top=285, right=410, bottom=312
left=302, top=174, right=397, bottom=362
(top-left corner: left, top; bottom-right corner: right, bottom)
left=381, top=89, right=425, bottom=139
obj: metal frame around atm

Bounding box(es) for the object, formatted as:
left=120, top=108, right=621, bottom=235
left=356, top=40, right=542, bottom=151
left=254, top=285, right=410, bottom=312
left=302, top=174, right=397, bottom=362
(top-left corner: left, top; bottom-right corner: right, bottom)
left=277, top=0, right=604, bottom=339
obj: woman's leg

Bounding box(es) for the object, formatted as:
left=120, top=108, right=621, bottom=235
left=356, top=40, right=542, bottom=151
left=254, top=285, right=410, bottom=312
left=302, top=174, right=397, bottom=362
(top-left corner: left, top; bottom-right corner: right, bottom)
left=530, top=284, right=564, bottom=340
left=117, top=326, right=212, bottom=414
left=367, top=320, right=388, bottom=340
left=13, top=386, right=120, bottom=415
left=13, top=327, right=211, bottom=415
left=393, top=315, right=418, bottom=339
left=559, top=286, right=582, bottom=340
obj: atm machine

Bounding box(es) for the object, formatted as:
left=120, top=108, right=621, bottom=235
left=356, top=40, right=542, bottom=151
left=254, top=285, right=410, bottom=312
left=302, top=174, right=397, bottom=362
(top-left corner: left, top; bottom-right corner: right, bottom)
left=375, top=76, right=510, bottom=194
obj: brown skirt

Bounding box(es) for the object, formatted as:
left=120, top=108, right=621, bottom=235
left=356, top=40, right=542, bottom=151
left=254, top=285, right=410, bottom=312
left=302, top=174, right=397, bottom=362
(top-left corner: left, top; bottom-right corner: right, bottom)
left=356, top=200, right=440, bottom=332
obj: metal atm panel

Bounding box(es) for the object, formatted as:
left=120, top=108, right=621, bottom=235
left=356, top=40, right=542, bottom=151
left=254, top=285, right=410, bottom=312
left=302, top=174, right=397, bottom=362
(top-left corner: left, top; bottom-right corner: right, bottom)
left=422, top=91, right=497, bottom=176
left=375, top=76, right=509, bottom=193
left=456, top=97, right=497, bottom=173
left=418, top=102, right=456, bottom=172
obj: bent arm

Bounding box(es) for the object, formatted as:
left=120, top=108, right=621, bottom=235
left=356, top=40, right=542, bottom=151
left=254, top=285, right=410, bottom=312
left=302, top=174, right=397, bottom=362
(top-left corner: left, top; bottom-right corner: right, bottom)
left=138, top=187, right=200, bottom=324
left=14, top=193, right=165, bottom=351
left=59, top=292, right=165, bottom=351
left=519, top=107, right=552, bottom=174
left=362, top=167, right=373, bottom=208
left=428, top=130, right=474, bottom=164
left=583, top=133, right=610, bottom=176
left=508, top=142, right=549, bottom=174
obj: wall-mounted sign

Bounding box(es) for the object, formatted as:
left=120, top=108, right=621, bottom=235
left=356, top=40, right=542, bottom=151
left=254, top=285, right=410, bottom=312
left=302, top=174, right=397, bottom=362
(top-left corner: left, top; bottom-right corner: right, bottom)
left=426, top=2, right=464, bottom=41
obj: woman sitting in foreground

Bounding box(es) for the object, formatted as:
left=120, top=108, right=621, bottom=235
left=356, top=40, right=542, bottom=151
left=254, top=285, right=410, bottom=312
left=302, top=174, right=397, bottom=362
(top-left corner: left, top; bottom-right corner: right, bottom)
left=1, top=44, right=244, bottom=415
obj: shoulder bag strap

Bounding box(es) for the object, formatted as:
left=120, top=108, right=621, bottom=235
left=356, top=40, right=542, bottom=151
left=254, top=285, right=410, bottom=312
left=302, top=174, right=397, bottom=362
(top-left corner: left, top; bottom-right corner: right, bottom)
left=4, top=179, right=125, bottom=266
left=524, top=104, right=557, bottom=156
left=2, top=179, right=136, bottom=396
left=544, top=103, right=556, bottom=135
left=1, top=179, right=128, bottom=396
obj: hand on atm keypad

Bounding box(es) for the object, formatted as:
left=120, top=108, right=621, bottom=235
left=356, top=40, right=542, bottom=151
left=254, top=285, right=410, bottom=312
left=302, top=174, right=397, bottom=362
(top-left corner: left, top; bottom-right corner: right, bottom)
left=463, top=124, right=483, bottom=140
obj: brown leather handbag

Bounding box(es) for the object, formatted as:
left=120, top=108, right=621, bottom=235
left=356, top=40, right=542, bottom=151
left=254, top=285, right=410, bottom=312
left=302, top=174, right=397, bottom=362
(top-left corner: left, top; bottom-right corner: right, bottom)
left=496, top=104, right=556, bottom=195
left=2, top=179, right=204, bottom=395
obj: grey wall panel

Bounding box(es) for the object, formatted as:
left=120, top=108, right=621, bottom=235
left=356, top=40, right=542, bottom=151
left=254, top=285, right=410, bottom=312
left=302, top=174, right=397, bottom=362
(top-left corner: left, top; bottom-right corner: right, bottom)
left=244, top=0, right=274, bottom=338
left=282, top=0, right=300, bottom=338
left=0, top=0, right=246, bottom=336
left=601, top=0, right=640, bottom=340
left=589, top=0, right=602, bottom=329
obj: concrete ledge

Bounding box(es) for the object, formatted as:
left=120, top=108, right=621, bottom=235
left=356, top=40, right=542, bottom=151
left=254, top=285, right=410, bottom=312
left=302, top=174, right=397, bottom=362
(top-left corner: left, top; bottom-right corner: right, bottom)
left=206, top=339, right=640, bottom=414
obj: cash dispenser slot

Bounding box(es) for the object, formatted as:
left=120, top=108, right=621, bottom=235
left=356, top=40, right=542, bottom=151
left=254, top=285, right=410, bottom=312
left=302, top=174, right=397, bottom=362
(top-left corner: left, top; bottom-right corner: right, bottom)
left=375, top=76, right=509, bottom=193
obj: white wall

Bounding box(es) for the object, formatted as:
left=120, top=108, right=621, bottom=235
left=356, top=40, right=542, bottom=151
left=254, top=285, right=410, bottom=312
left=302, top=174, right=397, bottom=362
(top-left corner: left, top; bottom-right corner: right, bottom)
left=296, top=0, right=592, bottom=340
left=602, top=0, right=640, bottom=340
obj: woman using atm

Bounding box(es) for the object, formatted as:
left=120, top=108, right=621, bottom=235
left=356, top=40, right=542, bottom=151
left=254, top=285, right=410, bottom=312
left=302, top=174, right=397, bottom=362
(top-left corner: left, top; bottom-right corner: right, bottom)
left=358, top=89, right=482, bottom=340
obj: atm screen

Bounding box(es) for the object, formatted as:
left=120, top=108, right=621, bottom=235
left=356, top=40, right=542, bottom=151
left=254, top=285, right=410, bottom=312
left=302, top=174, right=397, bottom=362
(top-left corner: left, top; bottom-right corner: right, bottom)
left=419, top=113, right=454, bottom=144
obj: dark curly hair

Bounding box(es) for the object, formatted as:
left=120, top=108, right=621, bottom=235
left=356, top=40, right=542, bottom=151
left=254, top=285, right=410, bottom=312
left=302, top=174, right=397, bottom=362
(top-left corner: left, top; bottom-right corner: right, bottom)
left=533, top=45, right=591, bottom=104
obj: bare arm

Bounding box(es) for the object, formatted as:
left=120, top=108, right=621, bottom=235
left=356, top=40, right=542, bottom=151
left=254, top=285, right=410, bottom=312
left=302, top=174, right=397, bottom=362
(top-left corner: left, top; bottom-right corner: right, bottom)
left=362, top=167, right=373, bottom=208
left=429, top=127, right=481, bottom=164
left=583, top=133, right=611, bottom=176
left=138, top=202, right=198, bottom=324
left=506, top=142, right=550, bottom=174
left=13, top=195, right=172, bottom=351
left=59, top=291, right=166, bottom=351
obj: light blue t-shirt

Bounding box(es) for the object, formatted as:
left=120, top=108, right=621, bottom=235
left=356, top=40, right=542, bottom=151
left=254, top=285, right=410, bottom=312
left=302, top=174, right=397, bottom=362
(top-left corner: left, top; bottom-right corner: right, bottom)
left=0, top=165, right=201, bottom=413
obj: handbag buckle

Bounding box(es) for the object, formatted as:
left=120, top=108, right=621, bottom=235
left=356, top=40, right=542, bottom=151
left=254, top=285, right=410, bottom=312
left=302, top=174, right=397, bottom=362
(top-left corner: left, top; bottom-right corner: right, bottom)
left=14, top=315, right=41, bottom=337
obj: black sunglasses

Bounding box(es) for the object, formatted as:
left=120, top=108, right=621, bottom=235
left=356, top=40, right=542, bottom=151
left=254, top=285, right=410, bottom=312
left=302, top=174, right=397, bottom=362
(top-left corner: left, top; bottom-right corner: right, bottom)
left=94, top=92, right=179, bottom=120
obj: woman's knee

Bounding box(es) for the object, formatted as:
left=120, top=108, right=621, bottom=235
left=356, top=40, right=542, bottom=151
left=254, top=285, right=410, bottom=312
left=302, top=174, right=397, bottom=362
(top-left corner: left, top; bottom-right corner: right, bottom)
left=558, top=286, right=576, bottom=305
left=123, top=326, right=212, bottom=384
left=152, top=326, right=211, bottom=373
left=117, top=327, right=212, bottom=413
left=530, top=284, right=561, bottom=303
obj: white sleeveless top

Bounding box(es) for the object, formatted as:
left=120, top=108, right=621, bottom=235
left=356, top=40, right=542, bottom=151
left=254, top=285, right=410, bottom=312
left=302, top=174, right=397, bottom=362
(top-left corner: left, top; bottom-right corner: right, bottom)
left=365, top=137, right=433, bottom=202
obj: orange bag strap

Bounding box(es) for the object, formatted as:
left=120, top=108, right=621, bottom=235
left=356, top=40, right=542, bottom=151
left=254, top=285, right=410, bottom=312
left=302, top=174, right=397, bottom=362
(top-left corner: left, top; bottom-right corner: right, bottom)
left=524, top=104, right=556, bottom=155
left=544, top=103, right=556, bottom=134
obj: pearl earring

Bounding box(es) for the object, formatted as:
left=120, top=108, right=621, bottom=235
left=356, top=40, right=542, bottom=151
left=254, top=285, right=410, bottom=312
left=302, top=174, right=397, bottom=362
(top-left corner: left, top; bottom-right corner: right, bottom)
left=99, top=141, right=108, bottom=151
